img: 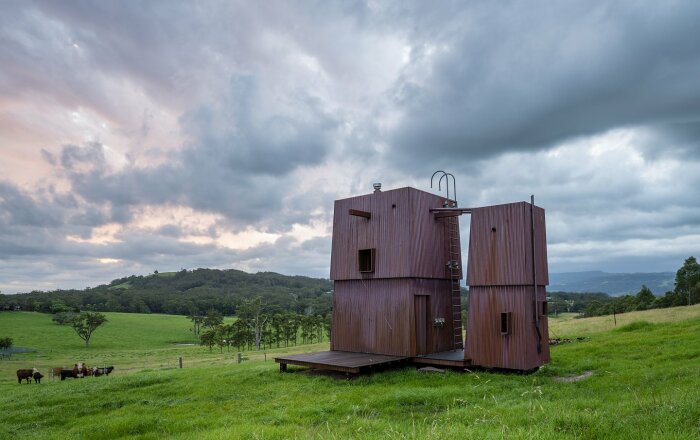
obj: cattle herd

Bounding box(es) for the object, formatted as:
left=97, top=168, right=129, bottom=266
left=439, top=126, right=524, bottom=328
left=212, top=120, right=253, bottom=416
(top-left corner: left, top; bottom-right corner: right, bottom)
left=16, top=363, right=114, bottom=384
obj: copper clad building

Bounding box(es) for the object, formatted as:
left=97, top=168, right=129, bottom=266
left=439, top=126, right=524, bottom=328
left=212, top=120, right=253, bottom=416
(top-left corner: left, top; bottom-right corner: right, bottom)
left=276, top=185, right=550, bottom=373
left=329, top=187, right=463, bottom=357
left=465, top=202, right=550, bottom=370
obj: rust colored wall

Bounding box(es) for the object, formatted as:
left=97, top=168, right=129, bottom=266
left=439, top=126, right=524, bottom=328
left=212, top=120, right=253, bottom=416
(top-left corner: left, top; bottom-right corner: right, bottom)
left=331, top=278, right=456, bottom=356
left=466, top=202, right=548, bottom=287
left=465, top=286, right=549, bottom=370
left=465, top=201, right=550, bottom=370
left=330, top=187, right=459, bottom=281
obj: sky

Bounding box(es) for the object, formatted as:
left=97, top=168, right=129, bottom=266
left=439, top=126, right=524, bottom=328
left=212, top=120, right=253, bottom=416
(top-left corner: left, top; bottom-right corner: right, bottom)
left=2, top=1, right=700, bottom=293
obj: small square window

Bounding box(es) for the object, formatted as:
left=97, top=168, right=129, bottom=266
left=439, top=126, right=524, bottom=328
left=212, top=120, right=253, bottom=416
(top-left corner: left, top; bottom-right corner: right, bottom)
left=358, top=248, right=375, bottom=273
left=500, top=312, right=511, bottom=335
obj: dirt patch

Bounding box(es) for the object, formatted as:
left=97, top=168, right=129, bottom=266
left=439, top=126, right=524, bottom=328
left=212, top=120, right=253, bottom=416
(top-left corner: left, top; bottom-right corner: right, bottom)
left=554, top=371, right=593, bottom=383
left=549, top=337, right=589, bottom=345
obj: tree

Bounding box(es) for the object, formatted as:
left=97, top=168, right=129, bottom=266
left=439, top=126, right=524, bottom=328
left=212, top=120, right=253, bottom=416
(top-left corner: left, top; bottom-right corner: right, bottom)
left=324, top=314, right=332, bottom=341
left=282, top=313, right=299, bottom=346
left=237, top=297, right=269, bottom=350
left=200, top=329, right=217, bottom=352
left=53, top=311, right=107, bottom=347
left=0, top=337, right=12, bottom=359
left=230, top=319, right=251, bottom=351
left=270, top=313, right=284, bottom=348
left=203, top=309, right=224, bottom=330
left=635, top=285, right=655, bottom=310
left=219, top=324, right=235, bottom=352
left=675, top=256, right=700, bottom=305
left=52, top=312, right=76, bottom=325
left=187, top=312, right=204, bottom=335
left=0, top=337, right=12, bottom=350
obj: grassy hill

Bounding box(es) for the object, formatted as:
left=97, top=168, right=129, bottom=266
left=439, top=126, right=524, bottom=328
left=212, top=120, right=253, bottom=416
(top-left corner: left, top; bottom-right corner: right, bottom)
left=1, top=306, right=699, bottom=438
left=1, top=268, right=334, bottom=316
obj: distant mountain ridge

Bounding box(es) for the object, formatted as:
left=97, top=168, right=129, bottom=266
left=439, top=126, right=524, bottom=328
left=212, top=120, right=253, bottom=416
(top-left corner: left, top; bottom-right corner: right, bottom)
left=548, top=271, right=675, bottom=296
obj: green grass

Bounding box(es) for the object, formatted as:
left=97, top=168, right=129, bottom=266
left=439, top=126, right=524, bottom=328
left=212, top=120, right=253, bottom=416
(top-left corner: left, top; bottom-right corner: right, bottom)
left=548, top=303, right=700, bottom=337
left=1, top=308, right=699, bottom=438
left=0, top=312, right=318, bottom=378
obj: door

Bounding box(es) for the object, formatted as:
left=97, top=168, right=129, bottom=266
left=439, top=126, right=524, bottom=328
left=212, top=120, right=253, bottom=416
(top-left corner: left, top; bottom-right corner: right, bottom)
left=414, top=295, right=429, bottom=355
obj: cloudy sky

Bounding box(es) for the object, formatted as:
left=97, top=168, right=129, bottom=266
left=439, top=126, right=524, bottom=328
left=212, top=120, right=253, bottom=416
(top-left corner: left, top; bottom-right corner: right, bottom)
left=2, top=1, right=700, bottom=293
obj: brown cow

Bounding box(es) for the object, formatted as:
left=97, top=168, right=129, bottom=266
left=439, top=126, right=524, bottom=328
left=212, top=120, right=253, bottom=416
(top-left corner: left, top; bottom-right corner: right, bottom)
left=16, top=368, right=38, bottom=384
left=50, top=367, right=62, bottom=380
left=72, top=362, right=85, bottom=378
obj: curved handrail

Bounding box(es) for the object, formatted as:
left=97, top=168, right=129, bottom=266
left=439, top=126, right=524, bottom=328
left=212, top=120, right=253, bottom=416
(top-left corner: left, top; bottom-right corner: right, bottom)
left=430, top=170, right=450, bottom=201
left=431, top=170, right=457, bottom=207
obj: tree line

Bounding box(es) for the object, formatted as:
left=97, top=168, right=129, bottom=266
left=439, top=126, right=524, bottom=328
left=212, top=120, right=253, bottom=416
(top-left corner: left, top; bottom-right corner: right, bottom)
left=573, top=256, right=700, bottom=317
left=0, top=268, right=333, bottom=317
left=194, top=298, right=330, bottom=353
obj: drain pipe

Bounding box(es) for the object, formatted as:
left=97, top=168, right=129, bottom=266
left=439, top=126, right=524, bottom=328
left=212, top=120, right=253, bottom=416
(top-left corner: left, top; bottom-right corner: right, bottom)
left=531, top=195, right=542, bottom=354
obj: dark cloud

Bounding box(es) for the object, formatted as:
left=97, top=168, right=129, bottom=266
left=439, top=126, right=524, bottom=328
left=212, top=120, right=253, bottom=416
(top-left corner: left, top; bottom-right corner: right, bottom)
left=49, top=73, right=339, bottom=227
left=2, top=1, right=700, bottom=293
left=385, top=1, right=700, bottom=167
left=0, top=182, right=63, bottom=228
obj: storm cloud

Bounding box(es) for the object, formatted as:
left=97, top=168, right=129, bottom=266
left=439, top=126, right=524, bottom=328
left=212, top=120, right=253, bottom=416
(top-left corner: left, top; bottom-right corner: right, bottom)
left=1, top=1, right=699, bottom=292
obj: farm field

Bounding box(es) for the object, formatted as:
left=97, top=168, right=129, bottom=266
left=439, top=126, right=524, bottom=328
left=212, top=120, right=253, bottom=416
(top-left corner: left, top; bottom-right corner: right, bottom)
left=1, top=307, right=699, bottom=438
left=0, top=312, right=325, bottom=379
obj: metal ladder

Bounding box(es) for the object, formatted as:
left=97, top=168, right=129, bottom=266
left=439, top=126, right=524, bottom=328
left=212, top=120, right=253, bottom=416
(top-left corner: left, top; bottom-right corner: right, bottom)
left=446, top=213, right=464, bottom=350
left=431, top=170, right=464, bottom=350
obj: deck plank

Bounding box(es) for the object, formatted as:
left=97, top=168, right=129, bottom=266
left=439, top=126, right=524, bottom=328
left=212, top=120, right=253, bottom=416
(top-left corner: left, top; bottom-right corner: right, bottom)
left=275, top=350, right=408, bottom=373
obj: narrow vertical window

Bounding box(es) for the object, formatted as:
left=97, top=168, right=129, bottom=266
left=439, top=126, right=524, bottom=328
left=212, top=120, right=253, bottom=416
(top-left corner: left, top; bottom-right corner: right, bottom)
left=358, top=248, right=375, bottom=273
left=500, top=312, right=511, bottom=335
left=541, top=301, right=548, bottom=316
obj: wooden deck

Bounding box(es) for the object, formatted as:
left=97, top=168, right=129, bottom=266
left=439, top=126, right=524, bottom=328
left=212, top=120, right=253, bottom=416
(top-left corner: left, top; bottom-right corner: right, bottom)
left=412, top=349, right=471, bottom=368
left=275, top=350, right=408, bottom=374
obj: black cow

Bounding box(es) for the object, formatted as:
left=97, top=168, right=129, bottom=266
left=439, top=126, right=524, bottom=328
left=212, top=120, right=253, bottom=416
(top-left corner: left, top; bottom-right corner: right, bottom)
left=60, top=369, right=76, bottom=380
left=33, top=371, right=44, bottom=383
left=93, top=366, right=114, bottom=376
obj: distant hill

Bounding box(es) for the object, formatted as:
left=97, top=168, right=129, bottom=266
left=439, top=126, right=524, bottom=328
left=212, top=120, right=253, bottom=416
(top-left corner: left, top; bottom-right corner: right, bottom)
left=548, top=271, right=675, bottom=296
left=0, top=269, right=333, bottom=316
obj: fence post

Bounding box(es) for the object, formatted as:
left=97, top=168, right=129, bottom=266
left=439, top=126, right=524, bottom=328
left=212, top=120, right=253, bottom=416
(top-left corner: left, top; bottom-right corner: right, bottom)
left=178, top=357, right=183, bottom=368
left=237, top=352, right=242, bottom=364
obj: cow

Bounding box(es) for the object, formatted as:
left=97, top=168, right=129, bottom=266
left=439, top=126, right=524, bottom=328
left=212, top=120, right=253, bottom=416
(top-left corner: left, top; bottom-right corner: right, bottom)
left=93, top=366, right=114, bottom=376
left=60, top=369, right=76, bottom=380
left=33, top=371, right=44, bottom=384
left=72, top=362, right=85, bottom=378
left=16, top=368, right=38, bottom=384
left=50, top=367, right=63, bottom=380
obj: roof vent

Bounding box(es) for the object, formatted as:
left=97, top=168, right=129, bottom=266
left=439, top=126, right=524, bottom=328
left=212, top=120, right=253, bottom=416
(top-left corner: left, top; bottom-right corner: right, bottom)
left=373, top=182, right=382, bottom=193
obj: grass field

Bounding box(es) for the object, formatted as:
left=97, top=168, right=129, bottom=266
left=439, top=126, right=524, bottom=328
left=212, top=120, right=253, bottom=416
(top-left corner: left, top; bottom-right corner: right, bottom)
left=1, top=307, right=699, bottom=438
left=548, top=303, right=700, bottom=336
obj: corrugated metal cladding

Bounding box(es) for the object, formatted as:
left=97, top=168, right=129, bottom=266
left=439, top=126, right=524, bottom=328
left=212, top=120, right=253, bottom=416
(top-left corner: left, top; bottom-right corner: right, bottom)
left=330, top=187, right=460, bottom=281
left=332, top=278, right=456, bottom=357
left=329, top=187, right=461, bottom=357
left=465, top=286, right=550, bottom=370
left=466, top=202, right=548, bottom=287
left=464, top=202, right=550, bottom=370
